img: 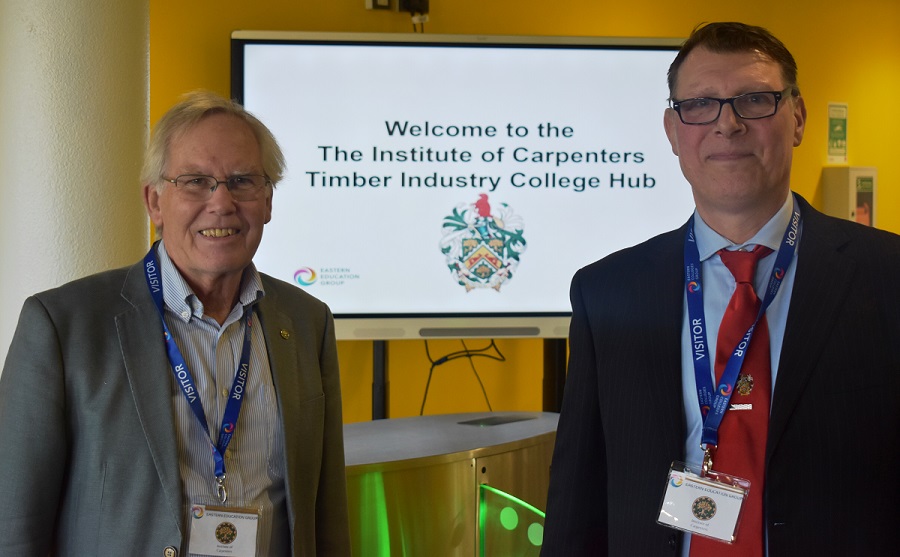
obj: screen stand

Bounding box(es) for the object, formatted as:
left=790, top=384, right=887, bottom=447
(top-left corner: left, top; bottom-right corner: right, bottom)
left=542, top=338, right=567, bottom=412
left=370, top=338, right=566, bottom=420
left=373, top=340, right=388, bottom=420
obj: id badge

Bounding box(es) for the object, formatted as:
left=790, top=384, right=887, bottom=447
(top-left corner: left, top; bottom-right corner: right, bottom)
left=189, top=504, right=259, bottom=557
left=657, top=462, right=749, bottom=543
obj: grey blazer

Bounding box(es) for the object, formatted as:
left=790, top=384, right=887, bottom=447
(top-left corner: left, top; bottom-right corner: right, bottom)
left=0, top=259, right=351, bottom=556
left=541, top=195, right=900, bottom=556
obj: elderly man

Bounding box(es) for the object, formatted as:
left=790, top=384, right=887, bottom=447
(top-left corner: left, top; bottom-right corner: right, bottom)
left=0, top=91, right=351, bottom=556
left=542, top=22, right=900, bottom=556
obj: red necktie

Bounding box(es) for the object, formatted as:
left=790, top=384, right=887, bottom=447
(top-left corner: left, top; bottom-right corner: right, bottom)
left=691, top=246, right=772, bottom=556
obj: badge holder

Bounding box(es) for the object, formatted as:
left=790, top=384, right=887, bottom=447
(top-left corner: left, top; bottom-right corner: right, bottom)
left=189, top=503, right=261, bottom=556
left=657, top=461, right=749, bottom=543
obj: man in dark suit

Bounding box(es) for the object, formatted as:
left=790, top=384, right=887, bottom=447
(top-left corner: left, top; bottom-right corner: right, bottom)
left=542, top=22, right=900, bottom=556
left=0, top=92, right=351, bottom=556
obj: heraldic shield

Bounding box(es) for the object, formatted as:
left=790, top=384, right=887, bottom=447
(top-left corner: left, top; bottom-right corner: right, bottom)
left=440, top=194, right=526, bottom=292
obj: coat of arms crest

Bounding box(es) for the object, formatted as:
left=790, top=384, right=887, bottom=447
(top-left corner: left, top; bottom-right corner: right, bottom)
left=439, top=194, right=526, bottom=291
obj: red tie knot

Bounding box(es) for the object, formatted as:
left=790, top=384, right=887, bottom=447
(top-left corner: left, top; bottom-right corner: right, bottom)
left=718, top=245, right=774, bottom=284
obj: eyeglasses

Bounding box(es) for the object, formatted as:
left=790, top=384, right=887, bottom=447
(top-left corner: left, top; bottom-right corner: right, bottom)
left=669, top=87, right=795, bottom=125
left=163, top=174, right=271, bottom=201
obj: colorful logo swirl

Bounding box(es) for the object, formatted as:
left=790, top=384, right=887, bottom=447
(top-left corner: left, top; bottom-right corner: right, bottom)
left=670, top=474, right=684, bottom=488
left=687, top=281, right=701, bottom=293
left=223, top=423, right=234, bottom=434
left=294, top=267, right=317, bottom=286
left=774, top=267, right=786, bottom=280
left=719, top=384, right=733, bottom=396
left=700, top=405, right=710, bottom=417
left=191, top=505, right=205, bottom=519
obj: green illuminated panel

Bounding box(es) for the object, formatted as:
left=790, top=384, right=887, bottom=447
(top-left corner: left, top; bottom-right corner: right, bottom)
left=357, top=472, right=392, bottom=557
left=479, top=484, right=545, bottom=556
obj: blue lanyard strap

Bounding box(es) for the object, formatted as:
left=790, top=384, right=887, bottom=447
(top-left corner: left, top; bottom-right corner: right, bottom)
left=143, top=244, right=252, bottom=503
left=684, top=197, right=801, bottom=449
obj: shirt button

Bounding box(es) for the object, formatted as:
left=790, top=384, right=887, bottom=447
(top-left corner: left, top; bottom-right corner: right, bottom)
left=164, top=547, right=178, bottom=557
left=181, top=310, right=190, bottom=319
left=221, top=388, right=229, bottom=398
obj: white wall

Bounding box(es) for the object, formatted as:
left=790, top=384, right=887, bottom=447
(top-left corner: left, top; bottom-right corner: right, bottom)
left=0, top=0, right=149, bottom=366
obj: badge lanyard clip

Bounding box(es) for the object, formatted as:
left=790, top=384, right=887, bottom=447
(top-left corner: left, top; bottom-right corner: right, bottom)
left=216, top=475, right=228, bottom=504
left=702, top=444, right=716, bottom=477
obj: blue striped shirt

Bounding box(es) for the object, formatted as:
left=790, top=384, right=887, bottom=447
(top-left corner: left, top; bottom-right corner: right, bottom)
left=157, top=242, right=290, bottom=556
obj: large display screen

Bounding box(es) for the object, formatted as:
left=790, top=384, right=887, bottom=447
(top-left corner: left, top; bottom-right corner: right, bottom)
left=232, top=32, right=693, bottom=339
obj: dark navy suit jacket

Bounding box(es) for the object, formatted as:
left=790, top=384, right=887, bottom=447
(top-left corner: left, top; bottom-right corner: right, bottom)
left=542, top=195, right=900, bottom=556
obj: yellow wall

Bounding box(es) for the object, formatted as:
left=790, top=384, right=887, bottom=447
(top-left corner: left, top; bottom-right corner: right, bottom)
left=150, top=0, right=900, bottom=423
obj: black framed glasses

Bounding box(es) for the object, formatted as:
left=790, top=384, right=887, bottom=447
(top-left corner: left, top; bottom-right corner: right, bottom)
left=164, top=174, right=271, bottom=201
left=669, top=87, right=795, bottom=125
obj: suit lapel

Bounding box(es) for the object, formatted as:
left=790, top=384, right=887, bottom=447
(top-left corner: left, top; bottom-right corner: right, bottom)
left=256, top=282, right=302, bottom=533
left=116, top=261, right=184, bottom=535
left=647, top=226, right=692, bottom=457
left=257, top=282, right=301, bottom=433
left=767, top=200, right=855, bottom=461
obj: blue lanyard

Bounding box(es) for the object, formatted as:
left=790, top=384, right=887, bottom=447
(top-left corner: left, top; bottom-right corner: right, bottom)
left=143, top=243, right=253, bottom=503
left=684, top=197, right=801, bottom=450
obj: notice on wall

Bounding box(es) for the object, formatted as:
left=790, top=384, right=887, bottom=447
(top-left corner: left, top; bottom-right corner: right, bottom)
left=828, top=102, right=848, bottom=164
left=853, top=168, right=876, bottom=227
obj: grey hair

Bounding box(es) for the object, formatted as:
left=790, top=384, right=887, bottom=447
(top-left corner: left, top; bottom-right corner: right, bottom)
left=140, top=90, right=285, bottom=190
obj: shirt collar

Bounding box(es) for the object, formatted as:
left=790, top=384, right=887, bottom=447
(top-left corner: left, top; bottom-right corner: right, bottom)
left=157, top=240, right=265, bottom=323
left=692, top=193, right=794, bottom=261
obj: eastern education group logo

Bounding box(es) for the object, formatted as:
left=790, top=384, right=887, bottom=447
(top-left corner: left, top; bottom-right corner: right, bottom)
left=687, top=281, right=701, bottom=293
left=670, top=474, right=684, bottom=488
left=440, top=194, right=526, bottom=291
left=692, top=496, right=717, bottom=521
left=215, top=521, right=238, bottom=545
left=293, top=266, right=360, bottom=287
left=191, top=505, right=205, bottom=519
left=294, top=267, right=317, bottom=286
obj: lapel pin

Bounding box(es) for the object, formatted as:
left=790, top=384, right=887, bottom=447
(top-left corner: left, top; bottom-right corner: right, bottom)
left=736, top=374, right=754, bottom=396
